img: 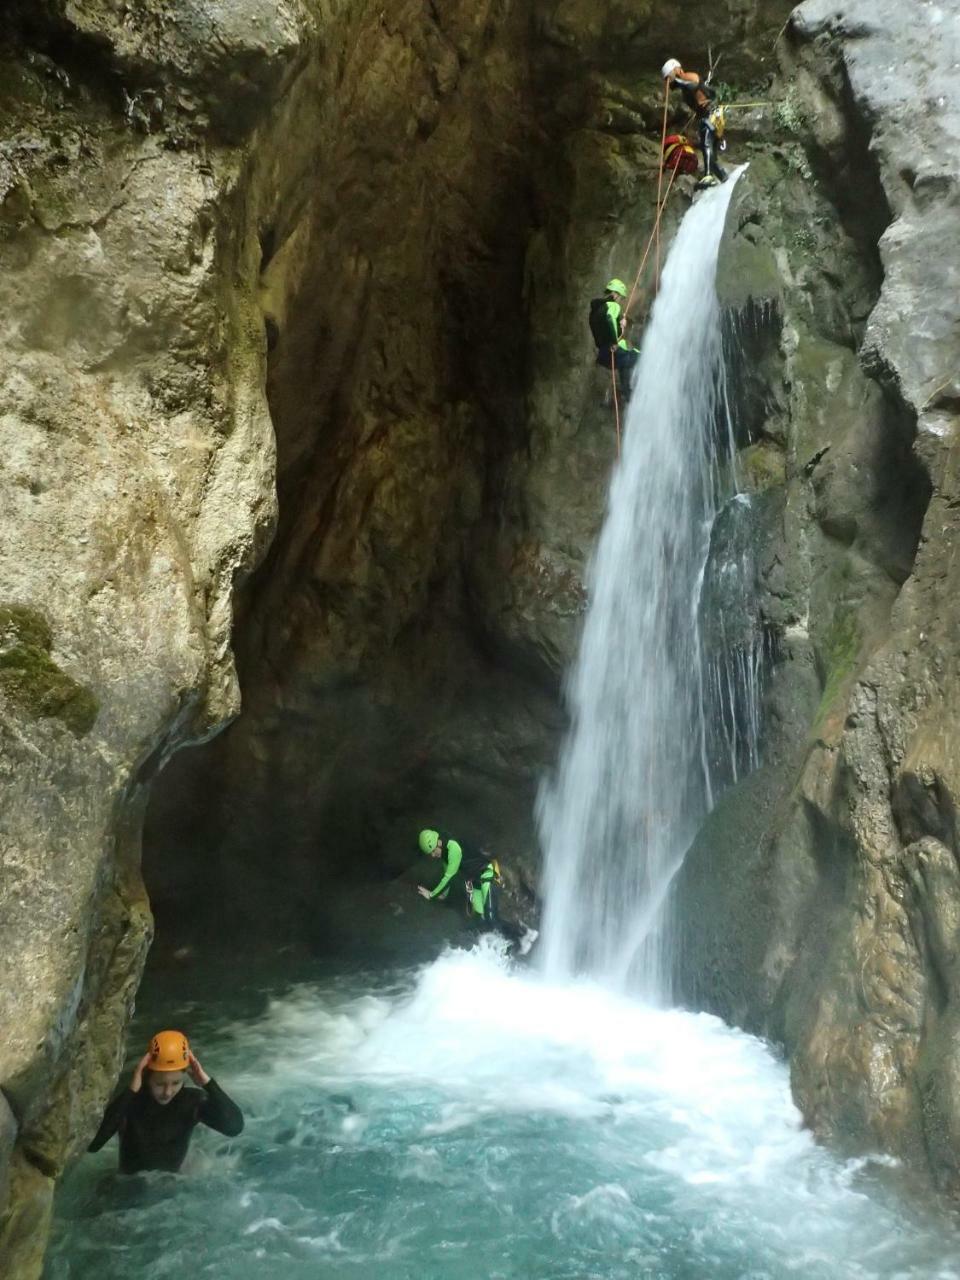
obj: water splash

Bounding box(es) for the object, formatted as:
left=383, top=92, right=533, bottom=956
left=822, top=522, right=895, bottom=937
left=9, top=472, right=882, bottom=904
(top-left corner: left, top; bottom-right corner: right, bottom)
left=46, top=946, right=960, bottom=1279
left=539, top=173, right=747, bottom=996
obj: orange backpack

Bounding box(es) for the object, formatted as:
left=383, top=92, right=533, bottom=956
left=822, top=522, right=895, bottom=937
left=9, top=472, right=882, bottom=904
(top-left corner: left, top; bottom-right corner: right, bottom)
left=662, top=134, right=698, bottom=175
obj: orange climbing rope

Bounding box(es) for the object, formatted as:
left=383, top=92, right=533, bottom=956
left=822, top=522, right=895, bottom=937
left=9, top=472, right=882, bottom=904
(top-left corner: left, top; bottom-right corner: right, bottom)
left=624, top=161, right=680, bottom=322
left=654, top=78, right=670, bottom=294
left=608, top=149, right=682, bottom=458
left=610, top=348, right=622, bottom=458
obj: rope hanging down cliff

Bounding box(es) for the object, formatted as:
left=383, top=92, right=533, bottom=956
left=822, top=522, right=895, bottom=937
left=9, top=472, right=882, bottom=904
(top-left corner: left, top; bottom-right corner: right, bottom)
left=607, top=83, right=681, bottom=457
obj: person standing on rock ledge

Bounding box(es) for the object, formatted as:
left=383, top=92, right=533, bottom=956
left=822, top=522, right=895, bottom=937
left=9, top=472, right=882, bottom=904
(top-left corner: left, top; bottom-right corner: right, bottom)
left=661, top=58, right=728, bottom=187
left=88, top=1029, right=244, bottom=1174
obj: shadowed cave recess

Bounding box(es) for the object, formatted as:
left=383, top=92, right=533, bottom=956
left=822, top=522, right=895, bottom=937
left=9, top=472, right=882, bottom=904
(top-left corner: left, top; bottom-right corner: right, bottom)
left=143, top=0, right=803, bottom=962
left=3, top=0, right=959, bottom=1274
left=135, top=0, right=937, bottom=1174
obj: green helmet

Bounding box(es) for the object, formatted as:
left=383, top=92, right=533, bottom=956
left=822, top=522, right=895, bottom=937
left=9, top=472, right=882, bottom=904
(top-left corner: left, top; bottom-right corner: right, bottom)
left=605, top=278, right=627, bottom=297
left=418, top=829, right=440, bottom=855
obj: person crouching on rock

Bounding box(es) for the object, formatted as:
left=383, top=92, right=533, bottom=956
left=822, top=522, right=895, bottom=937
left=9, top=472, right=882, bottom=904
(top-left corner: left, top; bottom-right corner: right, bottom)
left=88, top=1029, right=243, bottom=1174
left=417, top=827, right=522, bottom=941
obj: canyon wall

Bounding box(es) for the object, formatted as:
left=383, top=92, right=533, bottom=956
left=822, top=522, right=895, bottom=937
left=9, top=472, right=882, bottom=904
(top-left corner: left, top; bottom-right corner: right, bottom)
left=675, top=0, right=960, bottom=1193
left=12, top=0, right=960, bottom=1270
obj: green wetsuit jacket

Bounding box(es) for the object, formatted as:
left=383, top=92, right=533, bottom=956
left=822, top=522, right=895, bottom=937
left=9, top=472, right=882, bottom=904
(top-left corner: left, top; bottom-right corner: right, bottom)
left=430, top=838, right=464, bottom=899
left=605, top=299, right=633, bottom=351
left=431, top=837, right=497, bottom=920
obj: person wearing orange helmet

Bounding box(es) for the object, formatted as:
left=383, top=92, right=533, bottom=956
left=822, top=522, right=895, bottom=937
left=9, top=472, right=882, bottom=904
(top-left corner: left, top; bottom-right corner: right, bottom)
left=88, top=1029, right=243, bottom=1173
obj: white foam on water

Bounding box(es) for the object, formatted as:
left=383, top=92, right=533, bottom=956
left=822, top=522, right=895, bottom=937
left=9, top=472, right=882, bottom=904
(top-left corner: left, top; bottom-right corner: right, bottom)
left=48, top=945, right=960, bottom=1278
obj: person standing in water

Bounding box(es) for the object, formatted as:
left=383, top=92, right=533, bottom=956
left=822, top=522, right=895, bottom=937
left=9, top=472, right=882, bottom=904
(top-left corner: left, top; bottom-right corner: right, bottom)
left=88, top=1029, right=244, bottom=1174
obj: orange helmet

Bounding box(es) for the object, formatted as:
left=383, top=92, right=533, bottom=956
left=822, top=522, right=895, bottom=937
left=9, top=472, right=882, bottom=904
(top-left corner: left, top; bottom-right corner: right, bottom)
left=148, top=1029, right=190, bottom=1072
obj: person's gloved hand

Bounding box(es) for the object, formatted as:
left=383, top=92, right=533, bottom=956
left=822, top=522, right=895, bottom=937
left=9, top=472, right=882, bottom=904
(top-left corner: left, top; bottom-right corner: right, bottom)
left=417, top=886, right=432, bottom=900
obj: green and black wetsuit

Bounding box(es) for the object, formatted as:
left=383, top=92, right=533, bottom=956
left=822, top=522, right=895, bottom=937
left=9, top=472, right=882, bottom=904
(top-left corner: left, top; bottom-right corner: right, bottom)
left=428, top=833, right=464, bottom=901
left=588, top=296, right=639, bottom=393
left=88, top=1079, right=244, bottom=1174
left=430, top=832, right=498, bottom=922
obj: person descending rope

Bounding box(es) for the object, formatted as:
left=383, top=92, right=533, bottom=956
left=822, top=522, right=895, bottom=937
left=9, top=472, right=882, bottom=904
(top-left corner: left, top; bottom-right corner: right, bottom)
left=588, top=279, right=641, bottom=399
left=661, top=58, right=727, bottom=187
left=88, top=1030, right=244, bottom=1174
left=416, top=828, right=506, bottom=933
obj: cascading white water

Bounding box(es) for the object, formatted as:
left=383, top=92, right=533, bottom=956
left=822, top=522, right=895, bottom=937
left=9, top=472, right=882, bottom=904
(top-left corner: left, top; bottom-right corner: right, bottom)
left=539, top=173, right=745, bottom=996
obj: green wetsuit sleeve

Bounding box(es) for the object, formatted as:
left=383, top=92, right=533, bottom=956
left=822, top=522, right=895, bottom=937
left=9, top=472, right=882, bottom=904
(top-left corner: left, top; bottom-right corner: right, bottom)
left=88, top=1089, right=135, bottom=1152
left=430, top=840, right=463, bottom=898
left=605, top=300, right=623, bottom=347
left=199, top=1079, right=244, bottom=1137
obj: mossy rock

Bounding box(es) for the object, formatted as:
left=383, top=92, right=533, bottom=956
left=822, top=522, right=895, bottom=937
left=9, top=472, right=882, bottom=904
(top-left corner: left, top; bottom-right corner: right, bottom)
left=813, top=606, right=860, bottom=732
left=739, top=440, right=786, bottom=493
left=0, top=606, right=98, bottom=737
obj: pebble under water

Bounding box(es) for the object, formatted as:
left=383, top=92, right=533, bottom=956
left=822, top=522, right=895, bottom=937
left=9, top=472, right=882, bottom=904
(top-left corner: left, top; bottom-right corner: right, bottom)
left=46, top=939, right=960, bottom=1279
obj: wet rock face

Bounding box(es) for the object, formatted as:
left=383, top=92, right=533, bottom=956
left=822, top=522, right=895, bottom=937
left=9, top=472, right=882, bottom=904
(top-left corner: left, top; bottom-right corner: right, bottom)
left=6, top=0, right=953, bottom=1267
left=674, top=0, right=960, bottom=1193
left=0, top=3, right=284, bottom=1271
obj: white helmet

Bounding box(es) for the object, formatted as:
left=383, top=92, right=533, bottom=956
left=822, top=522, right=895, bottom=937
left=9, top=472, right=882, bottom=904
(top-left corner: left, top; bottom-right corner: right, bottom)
left=661, top=58, right=681, bottom=79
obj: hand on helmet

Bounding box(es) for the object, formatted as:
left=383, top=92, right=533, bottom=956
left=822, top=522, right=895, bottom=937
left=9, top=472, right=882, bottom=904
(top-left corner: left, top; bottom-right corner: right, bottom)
left=130, top=1051, right=153, bottom=1093
left=187, top=1051, right=210, bottom=1086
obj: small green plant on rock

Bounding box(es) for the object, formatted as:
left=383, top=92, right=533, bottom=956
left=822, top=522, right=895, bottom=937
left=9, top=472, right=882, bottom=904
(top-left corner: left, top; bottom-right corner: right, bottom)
left=783, top=145, right=813, bottom=182
left=0, top=605, right=98, bottom=736
left=774, top=94, right=808, bottom=135
left=814, top=606, right=860, bottom=731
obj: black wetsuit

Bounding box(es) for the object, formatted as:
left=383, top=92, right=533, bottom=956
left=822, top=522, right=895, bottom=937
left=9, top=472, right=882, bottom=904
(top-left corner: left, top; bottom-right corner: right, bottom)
left=88, top=1079, right=244, bottom=1173
left=675, top=75, right=726, bottom=183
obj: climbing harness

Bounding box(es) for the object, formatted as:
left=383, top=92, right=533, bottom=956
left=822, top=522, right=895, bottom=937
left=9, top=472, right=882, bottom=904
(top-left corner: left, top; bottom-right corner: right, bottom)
left=707, top=104, right=726, bottom=142
left=465, top=858, right=504, bottom=925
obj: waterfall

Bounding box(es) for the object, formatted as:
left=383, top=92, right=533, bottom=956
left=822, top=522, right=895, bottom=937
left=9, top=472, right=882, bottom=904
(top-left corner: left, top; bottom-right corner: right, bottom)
left=539, top=172, right=748, bottom=997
